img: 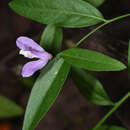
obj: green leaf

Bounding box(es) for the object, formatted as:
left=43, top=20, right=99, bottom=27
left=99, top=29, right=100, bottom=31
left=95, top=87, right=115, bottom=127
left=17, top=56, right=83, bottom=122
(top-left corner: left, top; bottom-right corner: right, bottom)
left=128, top=39, right=130, bottom=76
left=40, top=24, right=63, bottom=54
left=22, top=57, right=70, bottom=130
left=9, top=0, right=105, bottom=28
left=94, top=125, right=127, bottom=130
left=71, top=67, right=114, bottom=105
left=85, top=0, right=104, bottom=7
left=0, top=95, right=24, bottom=118
left=61, top=48, right=126, bottom=71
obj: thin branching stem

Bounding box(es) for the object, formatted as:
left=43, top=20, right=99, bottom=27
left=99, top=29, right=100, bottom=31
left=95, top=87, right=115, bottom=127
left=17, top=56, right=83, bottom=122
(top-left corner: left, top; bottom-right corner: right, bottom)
left=93, top=92, right=130, bottom=130
left=75, top=13, right=130, bottom=47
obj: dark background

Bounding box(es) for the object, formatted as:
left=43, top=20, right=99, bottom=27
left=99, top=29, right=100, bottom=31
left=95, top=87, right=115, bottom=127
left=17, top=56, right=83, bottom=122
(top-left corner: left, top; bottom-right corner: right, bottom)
left=0, top=0, right=130, bottom=130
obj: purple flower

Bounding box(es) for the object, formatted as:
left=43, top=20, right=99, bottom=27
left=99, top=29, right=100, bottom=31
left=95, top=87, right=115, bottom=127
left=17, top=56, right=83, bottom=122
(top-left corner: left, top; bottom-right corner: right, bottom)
left=16, top=36, right=52, bottom=77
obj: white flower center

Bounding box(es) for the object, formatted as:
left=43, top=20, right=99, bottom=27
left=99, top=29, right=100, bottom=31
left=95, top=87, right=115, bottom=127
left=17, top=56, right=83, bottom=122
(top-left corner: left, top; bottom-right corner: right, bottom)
left=19, top=50, right=38, bottom=59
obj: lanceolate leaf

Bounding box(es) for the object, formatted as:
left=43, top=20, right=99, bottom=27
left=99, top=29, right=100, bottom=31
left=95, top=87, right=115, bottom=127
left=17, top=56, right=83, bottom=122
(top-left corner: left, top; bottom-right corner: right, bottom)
left=40, top=24, right=63, bottom=54
left=94, top=125, right=127, bottom=130
left=71, top=67, right=114, bottom=105
left=9, top=0, right=105, bottom=28
left=85, top=0, right=104, bottom=7
left=61, top=48, right=126, bottom=71
left=22, top=58, right=70, bottom=130
left=0, top=95, right=24, bottom=118
left=128, top=39, right=130, bottom=76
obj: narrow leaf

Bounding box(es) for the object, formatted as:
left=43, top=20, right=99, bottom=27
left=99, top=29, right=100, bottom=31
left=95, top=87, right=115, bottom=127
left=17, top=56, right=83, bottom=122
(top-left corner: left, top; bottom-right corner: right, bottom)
left=9, top=0, right=105, bottom=28
left=85, top=0, right=104, bottom=7
left=40, top=24, right=63, bottom=54
left=0, top=95, right=24, bottom=118
left=128, top=39, right=130, bottom=76
left=94, top=125, right=127, bottom=130
left=71, top=67, right=114, bottom=105
left=22, top=58, right=70, bottom=130
left=61, top=48, right=126, bottom=71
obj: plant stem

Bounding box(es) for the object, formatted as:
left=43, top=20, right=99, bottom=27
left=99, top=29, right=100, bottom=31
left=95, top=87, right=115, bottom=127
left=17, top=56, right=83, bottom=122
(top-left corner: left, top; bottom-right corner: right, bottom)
left=75, top=13, right=130, bottom=47
left=74, top=22, right=108, bottom=47
left=108, top=13, right=130, bottom=23
left=93, top=91, right=130, bottom=130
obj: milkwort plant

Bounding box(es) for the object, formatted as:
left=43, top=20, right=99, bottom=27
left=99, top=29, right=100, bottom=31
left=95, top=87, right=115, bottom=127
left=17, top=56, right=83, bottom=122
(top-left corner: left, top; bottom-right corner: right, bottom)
left=8, top=0, right=130, bottom=129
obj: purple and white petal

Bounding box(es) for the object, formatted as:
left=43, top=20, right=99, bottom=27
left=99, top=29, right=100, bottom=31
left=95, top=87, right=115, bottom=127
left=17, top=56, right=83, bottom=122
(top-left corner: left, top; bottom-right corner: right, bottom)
left=19, top=50, right=39, bottom=59
left=21, top=59, right=48, bottom=77
left=16, top=36, right=44, bottom=52
left=31, top=51, right=52, bottom=60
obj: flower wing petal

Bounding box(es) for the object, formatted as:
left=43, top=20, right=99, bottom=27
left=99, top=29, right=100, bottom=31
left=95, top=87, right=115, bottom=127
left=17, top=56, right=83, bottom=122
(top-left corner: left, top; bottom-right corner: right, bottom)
left=16, top=36, right=44, bottom=52
left=21, top=59, right=48, bottom=77
left=31, top=51, right=52, bottom=60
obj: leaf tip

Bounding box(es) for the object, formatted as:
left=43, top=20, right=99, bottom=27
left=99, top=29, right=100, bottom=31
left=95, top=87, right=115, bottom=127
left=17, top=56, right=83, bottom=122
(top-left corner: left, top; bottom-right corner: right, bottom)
left=119, top=62, right=127, bottom=70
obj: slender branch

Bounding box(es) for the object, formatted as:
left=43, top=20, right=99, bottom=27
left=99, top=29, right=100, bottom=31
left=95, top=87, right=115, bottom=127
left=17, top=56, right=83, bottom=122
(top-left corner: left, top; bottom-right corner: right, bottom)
left=93, top=92, right=130, bottom=130
left=75, top=14, right=130, bottom=47
left=74, top=22, right=108, bottom=47
left=108, top=13, right=130, bottom=23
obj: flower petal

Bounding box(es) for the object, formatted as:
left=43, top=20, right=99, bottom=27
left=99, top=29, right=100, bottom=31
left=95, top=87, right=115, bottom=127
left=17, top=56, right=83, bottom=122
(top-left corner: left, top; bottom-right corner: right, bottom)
left=19, top=50, right=39, bottom=59
left=31, top=51, right=52, bottom=60
left=16, top=36, right=44, bottom=52
left=21, top=59, right=48, bottom=77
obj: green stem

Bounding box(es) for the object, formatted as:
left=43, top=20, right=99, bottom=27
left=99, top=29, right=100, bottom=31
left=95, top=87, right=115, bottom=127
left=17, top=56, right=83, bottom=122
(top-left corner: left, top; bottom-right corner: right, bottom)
left=74, top=22, right=108, bottom=47
left=108, top=13, right=130, bottom=23
left=93, top=91, right=130, bottom=130
left=75, top=13, right=130, bottom=47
